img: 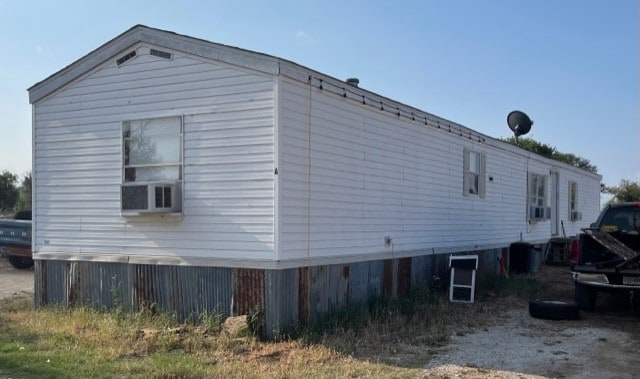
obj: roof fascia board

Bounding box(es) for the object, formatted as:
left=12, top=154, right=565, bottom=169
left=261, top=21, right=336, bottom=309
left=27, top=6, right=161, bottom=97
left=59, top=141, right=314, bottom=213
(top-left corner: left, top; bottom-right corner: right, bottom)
left=137, top=28, right=279, bottom=76
left=28, top=27, right=144, bottom=104
left=28, top=25, right=280, bottom=104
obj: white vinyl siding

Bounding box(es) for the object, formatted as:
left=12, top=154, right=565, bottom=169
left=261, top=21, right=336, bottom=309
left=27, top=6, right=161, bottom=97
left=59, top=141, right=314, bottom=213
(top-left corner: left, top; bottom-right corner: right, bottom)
left=278, top=77, right=574, bottom=261
left=33, top=45, right=276, bottom=261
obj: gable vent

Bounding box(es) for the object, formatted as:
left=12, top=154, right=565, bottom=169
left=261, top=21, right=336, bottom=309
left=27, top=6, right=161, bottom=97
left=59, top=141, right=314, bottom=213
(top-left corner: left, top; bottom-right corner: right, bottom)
left=116, top=50, right=137, bottom=66
left=150, top=49, right=172, bottom=60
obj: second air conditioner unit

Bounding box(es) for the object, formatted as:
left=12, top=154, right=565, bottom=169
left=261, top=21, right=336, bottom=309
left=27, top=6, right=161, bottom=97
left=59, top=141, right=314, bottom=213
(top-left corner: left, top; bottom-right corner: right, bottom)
left=529, top=206, right=551, bottom=221
left=570, top=211, right=582, bottom=221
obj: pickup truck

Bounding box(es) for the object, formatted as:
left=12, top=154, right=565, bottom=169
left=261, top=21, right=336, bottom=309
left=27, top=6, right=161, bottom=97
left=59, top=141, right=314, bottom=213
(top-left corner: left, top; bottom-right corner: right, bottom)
left=572, top=202, right=640, bottom=310
left=0, top=211, right=33, bottom=269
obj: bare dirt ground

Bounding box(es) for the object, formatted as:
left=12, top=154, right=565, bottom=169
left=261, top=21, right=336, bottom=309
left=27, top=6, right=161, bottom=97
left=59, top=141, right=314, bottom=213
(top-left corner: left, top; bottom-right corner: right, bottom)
left=0, top=256, right=34, bottom=300
left=422, top=264, right=640, bottom=378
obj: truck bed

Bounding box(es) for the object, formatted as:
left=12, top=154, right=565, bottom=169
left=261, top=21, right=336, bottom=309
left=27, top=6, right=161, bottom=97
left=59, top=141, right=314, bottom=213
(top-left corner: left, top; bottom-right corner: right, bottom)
left=572, top=203, right=640, bottom=310
left=0, top=219, right=32, bottom=260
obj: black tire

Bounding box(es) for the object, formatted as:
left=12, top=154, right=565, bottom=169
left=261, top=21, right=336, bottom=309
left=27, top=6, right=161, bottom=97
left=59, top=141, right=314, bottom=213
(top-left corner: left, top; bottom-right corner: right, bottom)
left=8, top=256, right=34, bottom=270
left=529, top=299, right=580, bottom=320
left=575, top=284, right=597, bottom=311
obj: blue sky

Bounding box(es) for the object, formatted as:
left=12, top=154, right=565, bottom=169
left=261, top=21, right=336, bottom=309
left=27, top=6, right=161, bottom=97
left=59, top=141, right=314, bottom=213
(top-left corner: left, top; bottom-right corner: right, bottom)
left=1, top=0, right=637, bottom=189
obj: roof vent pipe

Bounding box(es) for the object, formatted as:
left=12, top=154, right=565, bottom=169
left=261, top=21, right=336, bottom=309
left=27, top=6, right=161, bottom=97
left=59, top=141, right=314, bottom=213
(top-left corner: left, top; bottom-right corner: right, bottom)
left=346, top=78, right=359, bottom=87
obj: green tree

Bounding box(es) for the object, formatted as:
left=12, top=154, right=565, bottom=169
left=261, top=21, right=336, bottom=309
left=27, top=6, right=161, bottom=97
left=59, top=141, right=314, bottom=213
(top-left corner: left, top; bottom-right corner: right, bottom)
left=606, top=180, right=640, bottom=202
left=0, top=170, right=19, bottom=213
left=502, top=137, right=598, bottom=174
left=14, top=172, right=32, bottom=212
left=551, top=152, right=598, bottom=174
left=504, top=136, right=555, bottom=157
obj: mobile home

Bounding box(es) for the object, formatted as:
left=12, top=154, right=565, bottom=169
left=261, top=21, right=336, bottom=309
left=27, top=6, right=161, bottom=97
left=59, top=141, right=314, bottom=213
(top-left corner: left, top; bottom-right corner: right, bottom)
left=28, top=25, right=601, bottom=335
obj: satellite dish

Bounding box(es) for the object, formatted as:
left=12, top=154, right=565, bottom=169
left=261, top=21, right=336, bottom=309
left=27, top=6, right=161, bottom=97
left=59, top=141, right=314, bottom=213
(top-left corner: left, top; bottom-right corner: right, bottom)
left=507, top=110, right=533, bottom=139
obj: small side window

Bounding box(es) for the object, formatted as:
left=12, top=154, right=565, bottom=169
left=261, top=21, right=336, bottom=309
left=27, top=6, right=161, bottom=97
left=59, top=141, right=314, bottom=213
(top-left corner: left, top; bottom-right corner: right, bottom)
left=528, top=173, right=549, bottom=221
left=568, top=181, right=581, bottom=221
left=463, top=149, right=486, bottom=198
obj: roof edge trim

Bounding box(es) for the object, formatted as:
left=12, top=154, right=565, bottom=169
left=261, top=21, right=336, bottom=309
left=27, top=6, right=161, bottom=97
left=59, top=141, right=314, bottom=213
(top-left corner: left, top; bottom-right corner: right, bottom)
left=28, top=25, right=280, bottom=104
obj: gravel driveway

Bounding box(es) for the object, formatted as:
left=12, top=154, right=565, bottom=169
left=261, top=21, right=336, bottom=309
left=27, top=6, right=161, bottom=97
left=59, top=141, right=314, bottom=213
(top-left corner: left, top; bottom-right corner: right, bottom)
left=424, top=307, right=639, bottom=378
left=0, top=256, right=34, bottom=299
left=422, top=265, right=640, bottom=378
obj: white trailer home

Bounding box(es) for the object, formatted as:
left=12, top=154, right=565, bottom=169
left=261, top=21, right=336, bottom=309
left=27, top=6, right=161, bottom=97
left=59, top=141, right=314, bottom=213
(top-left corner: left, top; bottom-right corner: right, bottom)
left=28, top=25, right=601, bottom=335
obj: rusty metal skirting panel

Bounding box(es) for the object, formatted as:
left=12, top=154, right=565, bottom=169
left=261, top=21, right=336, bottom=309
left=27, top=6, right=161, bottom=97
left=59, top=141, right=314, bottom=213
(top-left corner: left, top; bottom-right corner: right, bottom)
left=85, top=262, right=131, bottom=309
left=411, top=254, right=431, bottom=286
left=347, top=261, right=369, bottom=305
left=131, top=264, right=233, bottom=320
left=37, top=260, right=68, bottom=305
left=308, top=264, right=349, bottom=320
left=36, top=261, right=234, bottom=321
left=411, top=253, right=450, bottom=287
left=65, top=261, right=131, bottom=309
left=233, top=268, right=264, bottom=316
left=347, top=260, right=383, bottom=305
left=298, top=266, right=309, bottom=322
left=34, top=259, right=46, bottom=306
left=382, top=258, right=412, bottom=298
left=265, top=268, right=298, bottom=339
left=397, top=257, right=412, bottom=297
left=476, top=249, right=501, bottom=277
left=383, top=259, right=393, bottom=297
left=367, top=260, right=383, bottom=298
left=34, top=248, right=502, bottom=337
left=305, top=260, right=385, bottom=322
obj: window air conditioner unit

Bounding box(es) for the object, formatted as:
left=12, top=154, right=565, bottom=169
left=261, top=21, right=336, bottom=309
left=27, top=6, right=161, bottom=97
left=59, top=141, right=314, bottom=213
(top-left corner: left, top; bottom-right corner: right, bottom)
left=570, top=211, right=582, bottom=221
left=121, top=182, right=181, bottom=214
left=529, top=206, right=547, bottom=220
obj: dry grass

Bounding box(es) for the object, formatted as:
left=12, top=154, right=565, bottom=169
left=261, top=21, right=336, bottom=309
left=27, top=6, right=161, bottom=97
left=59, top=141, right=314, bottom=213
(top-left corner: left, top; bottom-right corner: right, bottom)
left=0, top=268, right=562, bottom=378
left=301, top=272, right=547, bottom=369
left=0, top=298, right=420, bottom=378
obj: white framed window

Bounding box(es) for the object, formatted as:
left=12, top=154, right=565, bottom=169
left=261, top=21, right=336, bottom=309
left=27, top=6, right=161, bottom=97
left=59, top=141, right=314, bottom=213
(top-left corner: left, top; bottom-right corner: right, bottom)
left=568, top=181, right=581, bottom=221
left=528, top=172, right=549, bottom=221
left=463, top=149, right=486, bottom=198
left=121, top=116, right=183, bottom=213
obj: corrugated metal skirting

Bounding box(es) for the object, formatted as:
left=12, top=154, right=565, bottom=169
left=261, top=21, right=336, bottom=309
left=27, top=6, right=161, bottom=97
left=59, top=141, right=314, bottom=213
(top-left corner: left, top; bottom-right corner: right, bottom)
left=34, top=249, right=502, bottom=338
left=36, top=261, right=234, bottom=321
